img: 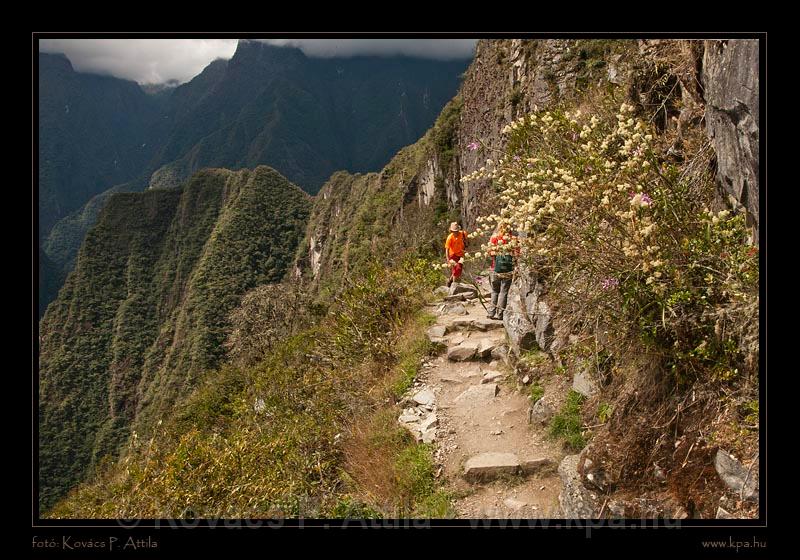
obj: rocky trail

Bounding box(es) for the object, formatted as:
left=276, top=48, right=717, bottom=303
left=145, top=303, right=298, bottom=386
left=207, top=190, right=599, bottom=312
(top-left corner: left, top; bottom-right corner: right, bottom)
left=398, top=277, right=566, bottom=518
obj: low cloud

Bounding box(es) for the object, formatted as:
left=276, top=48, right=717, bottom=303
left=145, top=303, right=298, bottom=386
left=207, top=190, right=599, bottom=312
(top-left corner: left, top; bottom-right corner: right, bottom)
left=261, top=38, right=477, bottom=60
left=39, top=39, right=238, bottom=85
left=39, top=38, right=477, bottom=85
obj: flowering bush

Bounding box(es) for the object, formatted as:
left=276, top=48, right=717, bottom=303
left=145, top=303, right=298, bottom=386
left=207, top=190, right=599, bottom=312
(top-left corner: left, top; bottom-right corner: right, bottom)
left=461, top=102, right=758, bottom=383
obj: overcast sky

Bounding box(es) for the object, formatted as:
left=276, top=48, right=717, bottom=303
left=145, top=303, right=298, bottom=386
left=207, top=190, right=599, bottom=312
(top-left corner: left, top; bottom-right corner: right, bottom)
left=38, top=38, right=478, bottom=85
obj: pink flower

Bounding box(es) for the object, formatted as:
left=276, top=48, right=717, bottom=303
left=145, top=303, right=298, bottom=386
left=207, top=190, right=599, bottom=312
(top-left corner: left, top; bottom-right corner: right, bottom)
left=601, top=277, right=619, bottom=290
left=467, top=141, right=480, bottom=151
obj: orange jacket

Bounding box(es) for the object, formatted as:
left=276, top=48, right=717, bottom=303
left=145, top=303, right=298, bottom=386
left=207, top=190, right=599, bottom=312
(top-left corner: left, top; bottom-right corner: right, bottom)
left=445, top=231, right=468, bottom=258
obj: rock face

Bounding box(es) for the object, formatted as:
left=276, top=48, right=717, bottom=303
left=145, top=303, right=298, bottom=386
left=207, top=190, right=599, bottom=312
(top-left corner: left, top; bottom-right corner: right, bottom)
left=714, top=449, right=759, bottom=502
left=457, top=40, right=580, bottom=227
left=558, top=454, right=600, bottom=518
left=703, top=39, right=760, bottom=242
left=503, top=268, right=554, bottom=355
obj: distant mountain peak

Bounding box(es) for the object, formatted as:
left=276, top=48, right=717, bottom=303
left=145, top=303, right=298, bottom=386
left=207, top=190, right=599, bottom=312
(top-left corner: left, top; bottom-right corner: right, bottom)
left=232, top=39, right=307, bottom=61
left=39, top=51, right=74, bottom=72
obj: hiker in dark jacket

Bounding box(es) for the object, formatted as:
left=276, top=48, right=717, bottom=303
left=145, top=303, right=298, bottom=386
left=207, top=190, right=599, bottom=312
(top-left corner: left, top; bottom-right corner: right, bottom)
left=487, top=222, right=515, bottom=320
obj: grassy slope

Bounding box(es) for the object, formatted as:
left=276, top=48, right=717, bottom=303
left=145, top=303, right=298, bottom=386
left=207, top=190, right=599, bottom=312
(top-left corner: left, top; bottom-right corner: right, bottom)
left=38, top=166, right=311, bottom=509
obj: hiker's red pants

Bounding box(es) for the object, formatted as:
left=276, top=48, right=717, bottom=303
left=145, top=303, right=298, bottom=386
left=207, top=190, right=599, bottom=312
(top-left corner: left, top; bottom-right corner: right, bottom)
left=448, top=254, right=464, bottom=281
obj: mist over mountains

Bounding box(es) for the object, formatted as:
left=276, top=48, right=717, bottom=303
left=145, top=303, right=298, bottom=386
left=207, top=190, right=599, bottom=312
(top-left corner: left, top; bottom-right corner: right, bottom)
left=38, top=40, right=471, bottom=316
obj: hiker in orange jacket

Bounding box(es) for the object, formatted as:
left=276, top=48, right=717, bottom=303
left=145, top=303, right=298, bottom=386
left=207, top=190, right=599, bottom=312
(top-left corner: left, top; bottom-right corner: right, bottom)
left=444, top=222, right=468, bottom=287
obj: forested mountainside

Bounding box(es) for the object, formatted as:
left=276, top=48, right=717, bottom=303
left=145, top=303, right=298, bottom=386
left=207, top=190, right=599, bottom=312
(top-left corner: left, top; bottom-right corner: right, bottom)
left=38, top=42, right=469, bottom=316
left=39, top=166, right=310, bottom=509
left=42, top=39, right=761, bottom=521
left=38, top=53, right=163, bottom=239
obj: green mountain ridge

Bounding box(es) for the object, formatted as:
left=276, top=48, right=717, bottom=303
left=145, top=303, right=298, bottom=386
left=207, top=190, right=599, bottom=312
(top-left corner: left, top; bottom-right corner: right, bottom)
left=38, top=165, right=311, bottom=509
left=38, top=42, right=470, bottom=316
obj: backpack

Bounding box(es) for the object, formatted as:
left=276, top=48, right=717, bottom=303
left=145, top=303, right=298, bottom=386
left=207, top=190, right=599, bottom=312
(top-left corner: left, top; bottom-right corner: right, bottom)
left=494, top=254, right=514, bottom=273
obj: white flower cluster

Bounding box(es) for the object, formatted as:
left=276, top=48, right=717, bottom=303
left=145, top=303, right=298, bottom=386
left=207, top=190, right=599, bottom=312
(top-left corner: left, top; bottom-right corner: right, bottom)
left=501, top=113, right=537, bottom=135
left=460, top=103, right=672, bottom=287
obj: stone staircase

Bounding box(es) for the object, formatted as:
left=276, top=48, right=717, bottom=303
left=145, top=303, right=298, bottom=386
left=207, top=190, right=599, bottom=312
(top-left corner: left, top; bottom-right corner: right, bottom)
left=398, top=280, right=565, bottom=518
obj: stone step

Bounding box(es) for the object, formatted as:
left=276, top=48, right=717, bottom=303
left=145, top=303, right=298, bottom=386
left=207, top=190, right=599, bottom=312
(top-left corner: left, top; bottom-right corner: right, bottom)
left=449, top=283, right=478, bottom=297
left=427, top=325, right=447, bottom=341
left=447, top=342, right=480, bottom=361
left=442, top=317, right=504, bottom=333
left=437, top=302, right=469, bottom=316
left=463, top=452, right=520, bottom=481
left=472, top=317, right=505, bottom=331
left=446, top=337, right=505, bottom=361
left=463, top=452, right=554, bottom=482
left=454, top=383, right=499, bottom=404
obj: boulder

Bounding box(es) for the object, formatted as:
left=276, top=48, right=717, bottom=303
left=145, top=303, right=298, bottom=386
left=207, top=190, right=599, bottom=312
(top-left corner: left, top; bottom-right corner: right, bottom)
left=463, top=452, right=521, bottom=481
left=503, top=269, right=554, bottom=354
left=503, top=498, right=527, bottom=511
left=447, top=342, right=479, bottom=361
left=419, top=414, right=438, bottom=432
left=529, top=399, right=555, bottom=426
left=714, top=449, right=759, bottom=502
left=426, top=325, right=447, bottom=341
left=411, top=388, right=436, bottom=407
left=715, top=506, right=734, bottom=519
left=452, top=318, right=475, bottom=330
left=450, top=283, right=478, bottom=297
left=558, top=454, right=600, bottom=518
left=440, top=302, right=469, bottom=316
left=476, top=338, right=500, bottom=358
left=572, top=368, right=599, bottom=398
left=434, top=286, right=450, bottom=297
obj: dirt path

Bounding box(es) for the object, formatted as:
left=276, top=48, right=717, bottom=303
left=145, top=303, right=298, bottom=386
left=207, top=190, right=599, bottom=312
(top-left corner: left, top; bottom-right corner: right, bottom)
left=404, top=279, right=566, bottom=518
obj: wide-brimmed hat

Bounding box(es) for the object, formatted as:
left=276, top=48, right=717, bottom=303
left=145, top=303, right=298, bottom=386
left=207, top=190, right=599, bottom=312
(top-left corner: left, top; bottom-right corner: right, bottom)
left=449, top=222, right=461, bottom=232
